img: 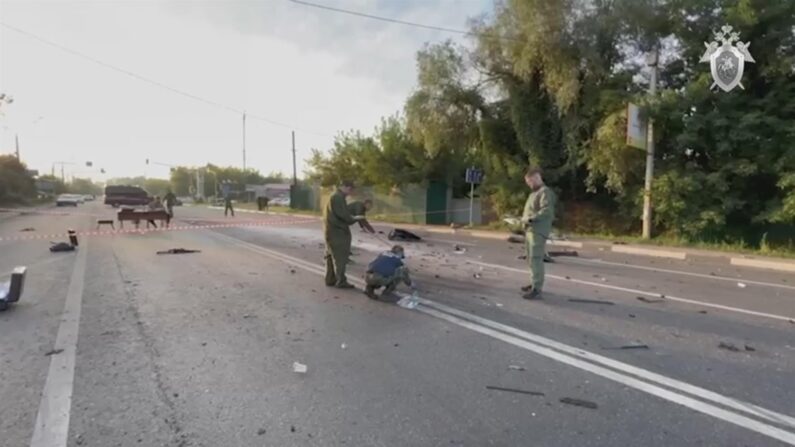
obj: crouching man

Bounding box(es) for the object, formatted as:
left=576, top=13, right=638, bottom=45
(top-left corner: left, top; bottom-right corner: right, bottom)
left=364, top=245, right=414, bottom=300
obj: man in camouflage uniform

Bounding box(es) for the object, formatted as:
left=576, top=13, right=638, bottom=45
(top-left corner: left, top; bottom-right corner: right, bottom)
left=323, top=180, right=365, bottom=289
left=521, top=167, right=556, bottom=300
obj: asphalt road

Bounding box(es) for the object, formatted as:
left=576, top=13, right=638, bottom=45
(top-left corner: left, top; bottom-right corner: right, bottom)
left=1, top=202, right=794, bottom=447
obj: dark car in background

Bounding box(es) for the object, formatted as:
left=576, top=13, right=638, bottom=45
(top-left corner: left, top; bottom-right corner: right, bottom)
left=104, top=185, right=150, bottom=207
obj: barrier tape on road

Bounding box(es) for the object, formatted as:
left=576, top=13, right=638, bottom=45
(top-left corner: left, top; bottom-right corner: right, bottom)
left=0, top=216, right=316, bottom=244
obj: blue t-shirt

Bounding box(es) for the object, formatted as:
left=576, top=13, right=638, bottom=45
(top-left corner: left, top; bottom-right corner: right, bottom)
left=368, top=252, right=404, bottom=277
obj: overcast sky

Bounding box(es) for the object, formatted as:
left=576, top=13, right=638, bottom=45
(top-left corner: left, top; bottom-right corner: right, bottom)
left=0, top=0, right=491, bottom=182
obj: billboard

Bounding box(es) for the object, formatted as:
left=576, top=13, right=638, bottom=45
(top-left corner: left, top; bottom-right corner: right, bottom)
left=626, top=103, right=647, bottom=150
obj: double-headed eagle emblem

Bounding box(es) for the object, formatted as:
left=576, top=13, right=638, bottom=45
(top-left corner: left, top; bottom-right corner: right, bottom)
left=700, top=25, right=754, bottom=92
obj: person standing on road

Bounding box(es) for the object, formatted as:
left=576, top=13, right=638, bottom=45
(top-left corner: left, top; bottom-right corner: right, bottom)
left=323, top=180, right=365, bottom=289
left=163, top=189, right=177, bottom=218
left=224, top=191, right=235, bottom=217
left=348, top=198, right=375, bottom=233
left=520, top=167, right=556, bottom=300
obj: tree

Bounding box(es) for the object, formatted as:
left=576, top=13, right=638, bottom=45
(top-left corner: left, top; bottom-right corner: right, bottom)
left=68, top=178, right=103, bottom=195
left=0, top=155, right=35, bottom=203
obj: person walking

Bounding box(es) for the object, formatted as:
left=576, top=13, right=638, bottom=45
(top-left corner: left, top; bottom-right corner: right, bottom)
left=163, top=189, right=177, bottom=220
left=323, top=180, right=365, bottom=289
left=520, top=167, right=556, bottom=300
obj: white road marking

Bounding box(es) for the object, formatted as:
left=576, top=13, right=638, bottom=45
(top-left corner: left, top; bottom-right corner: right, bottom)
left=214, top=232, right=795, bottom=443
left=469, top=260, right=795, bottom=322
left=562, top=257, right=795, bottom=292
left=611, top=244, right=687, bottom=259
left=422, top=238, right=477, bottom=247
left=418, top=306, right=795, bottom=445
left=29, top=241, right=89, bottom=447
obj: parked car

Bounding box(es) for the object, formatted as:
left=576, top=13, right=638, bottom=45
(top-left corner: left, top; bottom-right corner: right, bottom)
left=83, top=194, right=95, bottom=201
left=56, top=194, right=80, bottom=207
left=270, top=197, right=290, bottom=207
left=104, top=185, right=150, bottom=207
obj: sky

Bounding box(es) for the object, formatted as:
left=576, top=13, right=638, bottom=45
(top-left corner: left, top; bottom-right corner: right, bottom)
left=0, top=0, right=492, bottom=182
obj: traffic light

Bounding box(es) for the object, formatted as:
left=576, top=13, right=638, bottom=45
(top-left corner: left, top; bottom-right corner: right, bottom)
left=146, top=159, right=149, bottom=165
left=100, top=169, right=106, bottom=174
left=86, top=161, right=93, bottom=167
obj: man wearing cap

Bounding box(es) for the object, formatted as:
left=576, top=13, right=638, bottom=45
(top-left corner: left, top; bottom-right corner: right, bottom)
left=521, top=167, right=556, bottom=300
left=364, top=245, right=415, bottom=300
left=323, top=180, right=365, bottom=288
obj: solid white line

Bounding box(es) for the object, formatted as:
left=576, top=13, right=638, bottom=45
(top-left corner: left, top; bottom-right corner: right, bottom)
left=30, top=240, right=89, bottom=447
left=563, top=257, right=795, bottom=292
left=469, top=260, right=795, bottom=322
left=417, top=306, right=795, bottom=445
left=420, top=298, right=795, bottom=430
left=423, top=237, right=477, bottom=247
left=214, top=232, right=795, bottom=440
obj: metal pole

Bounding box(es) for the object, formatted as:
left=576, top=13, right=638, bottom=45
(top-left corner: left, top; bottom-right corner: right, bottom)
left=469, top=182, right=474, bottom=227
left=15, top=134, right=19, bottom=160
left=242, top=113, right=247, bottom=171
left=642, top=48, right=658, bottom=240
left=292, top=131, right=297, bottom=186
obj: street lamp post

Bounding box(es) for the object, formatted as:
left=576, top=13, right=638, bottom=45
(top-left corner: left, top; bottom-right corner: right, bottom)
left=642, top=48, right=659, bottom=240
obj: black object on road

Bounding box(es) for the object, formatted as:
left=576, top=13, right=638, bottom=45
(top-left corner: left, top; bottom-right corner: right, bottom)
left=603, top=344, right=649, bottom=350
left=568, top=298, right=615, bottom=305
left=486, top=386, right=545, bottom=397
left=68, top=229, right=79, bottom=246
left=636, top=296, right=664, bottom=304
left=156, top=248, right=202, bottom=255
left=559, top=397, right=598, bottom=409
left=387, top=228, right=422, bottom=242
left=44, top=348, right=64, bottom=356
left=718, top=342, right=741, bottom=352
left=49, top=242, right=75, bottom=252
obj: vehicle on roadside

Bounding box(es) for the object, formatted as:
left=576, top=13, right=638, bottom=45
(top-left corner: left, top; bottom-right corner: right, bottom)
left=83, top=194, right=95, bottom=201
left=104, top=185, right=150, bottom=207
left=270, top=196, right=290, bottom=207
left=56, top=194, right=80, bottom=207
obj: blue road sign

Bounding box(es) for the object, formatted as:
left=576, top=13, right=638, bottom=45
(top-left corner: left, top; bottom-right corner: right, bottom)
left=465, top=167, right=483, bottom=184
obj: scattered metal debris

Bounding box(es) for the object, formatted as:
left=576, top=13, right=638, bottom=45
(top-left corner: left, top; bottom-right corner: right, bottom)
left=737, top=282, right=747, bottom=288
left=44, top=348, right=64, bottom=356
left=718, top=342, right=741, bottom=352
left=744, top=344, right=756, bottom=352
left=49, top=242, right=75, bottom=253
left=602, top=344, right=649, bottom=350
left=507, top=235, right=524, bottom=244
left=548, top=250, right=578, bottom=257
left=568, top=298, right=615, bottom=305
left=559, top=397, right=598, bottom=409
left=388, top=228, right=422, bottom=242
left=293, top=362, right=308, bottom=373
left=517, top=254, right=527, bottom=260
left=473, top=273, right=482, bottom=279
left=257, top=428, right=267, bottom=436
left=628, top=314, right=636, bottom=318
left=19, top=227, right=35, bottom=232
left=636, top=296, right=664, bottom=304
left=289, top=268, right=296, bottom=274
left=508, top=365, right=526, bottom=371
left=453, top=245, right=467, bottom=254
left=698, top=310, right=708, bottom=314
left=486, top=386, right=545, bottom=396
left=156, top=248, right=201, bottom=255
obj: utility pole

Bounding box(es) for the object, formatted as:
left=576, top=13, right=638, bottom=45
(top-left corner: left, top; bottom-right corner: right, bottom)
left=292, top=131, right=297, bottom=186
left=242, top=112, right=247, bottom=172
left=642, top=48, right=658, bottom=240
left=15, top=134, right=19, bottom=159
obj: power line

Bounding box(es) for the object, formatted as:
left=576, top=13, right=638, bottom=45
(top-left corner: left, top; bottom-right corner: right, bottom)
left=287, top=0, right=518, bottom=43
left=288, top=0, right=473, bottom=35
left=0, top=22, right=333, bottom=137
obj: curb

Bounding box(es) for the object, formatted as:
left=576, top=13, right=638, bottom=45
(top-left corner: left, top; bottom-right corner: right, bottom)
left=611, top=245, right=687, bottom=260
left=730, top=257, right=795, bottom=273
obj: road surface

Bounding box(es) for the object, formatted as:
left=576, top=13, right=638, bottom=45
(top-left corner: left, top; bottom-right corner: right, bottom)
left=1, top=203, right=794, bottom=447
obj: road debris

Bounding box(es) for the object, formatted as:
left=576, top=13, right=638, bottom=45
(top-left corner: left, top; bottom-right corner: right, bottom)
left=628, top=314, right=636, bottom=318
left=507, top=365, right=526, bottom=371
left=49, top=242, right=75, bottom=253
left=636, top=296, right=664, bottom=304
left=19, top=227, right=35, bottom=232
left=507, top=235, right=524, bottom=244
left=453, top=245, right=467, bottom=254
left=156, top=248, right=201, bottom=255
left=548, top=250, right=578, bottom=257
left=44, top=348, right=64, bottom=356
left=698, top=310, right=708, bottom=314
left=341, top=343, right=347, bottom=350
left=718, top=342, right=741, bottom=352
left=602, top=344, right=649, bottom=350
left=293, top=362, right=308, bottom=373
left=388, top=228, right=422, bottom=242
left=473, top=273, right=482, bottom=279
left=257, top=428, right=267, bottom=436
left=737, top=282, right=747, bottom=288
left=289, top=268, right=296, bottom=274
left=744, top=344, right=756, bottom=352
left=486, top=386, right=545, bottom=397
left=397, top=293, right=419, bottom=309
left=559, top=397, right=598, bottom=409
left=517, top=254, right=527, bottom=260
left=568, top=298, right=615, bottom=305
